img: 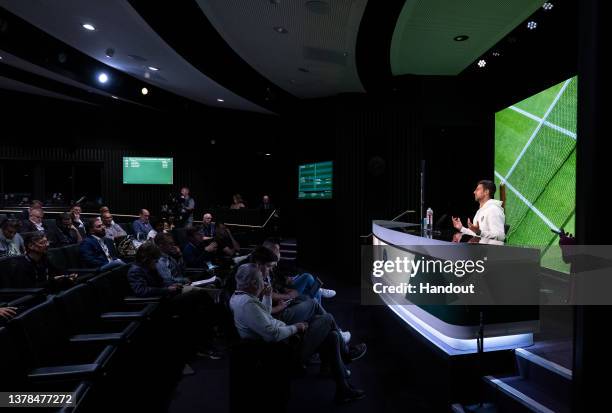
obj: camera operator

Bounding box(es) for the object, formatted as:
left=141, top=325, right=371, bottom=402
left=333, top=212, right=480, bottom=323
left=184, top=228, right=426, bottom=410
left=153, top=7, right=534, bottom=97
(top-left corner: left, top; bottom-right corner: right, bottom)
left=179, top=187, right=195, bottom=227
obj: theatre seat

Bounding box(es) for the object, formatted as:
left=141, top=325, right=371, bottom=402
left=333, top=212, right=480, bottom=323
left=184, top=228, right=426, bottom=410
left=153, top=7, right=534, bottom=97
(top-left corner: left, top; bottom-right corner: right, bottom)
left=87, top=274, right=158, bottom=320
left=6, top=299, right=117, bottom=383
left=54, top=284, right=140, bottom=345
left=48, top=245, right=98, bottom=275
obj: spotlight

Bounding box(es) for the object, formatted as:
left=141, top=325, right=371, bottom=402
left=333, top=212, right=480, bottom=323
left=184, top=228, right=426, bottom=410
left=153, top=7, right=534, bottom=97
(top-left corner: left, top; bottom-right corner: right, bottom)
left=97, top=73, right=109, bottom=83
left=111, top=95, right=118, bottom=99
left=147, top=66, right=159, bottom=71
left=273, top=26, right=288, bottom=34
left=141, top=87, right=149, bottom=95
left=82, top=23, right=96, bottom=31
left=477, top=59, right=486, bottom=68
left=210, top=139, right=216, bottom=145
left=492, top=51, right=501, bottom=57
left=527, top=21, right=537, bottom=30
left=453, top=35, right=469, bottom=42
left=542, top=2, right=553, bottom=10
left=217, top=98, right=225, bottom=102
left=265, top=153, right=271, bottom=156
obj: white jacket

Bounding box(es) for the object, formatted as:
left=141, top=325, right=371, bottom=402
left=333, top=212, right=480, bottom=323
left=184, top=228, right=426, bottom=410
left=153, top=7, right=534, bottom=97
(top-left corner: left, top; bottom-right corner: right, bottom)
left=461, top=199, right=506, bottom=245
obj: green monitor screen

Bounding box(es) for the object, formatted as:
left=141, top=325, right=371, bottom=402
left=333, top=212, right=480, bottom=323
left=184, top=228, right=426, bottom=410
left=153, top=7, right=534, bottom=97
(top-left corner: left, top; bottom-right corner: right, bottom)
left=495, top=76, right=576, bottom=272
left=298, top=161, right=333, bottom=199
left=123, top=157, right=173, bottom=185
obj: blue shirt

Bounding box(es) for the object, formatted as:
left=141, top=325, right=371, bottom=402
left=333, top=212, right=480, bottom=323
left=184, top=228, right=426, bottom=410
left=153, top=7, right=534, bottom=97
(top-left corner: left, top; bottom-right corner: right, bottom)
left=156, top=254, right=189, bottom=286
left=132, top=219, right=153, bottom=239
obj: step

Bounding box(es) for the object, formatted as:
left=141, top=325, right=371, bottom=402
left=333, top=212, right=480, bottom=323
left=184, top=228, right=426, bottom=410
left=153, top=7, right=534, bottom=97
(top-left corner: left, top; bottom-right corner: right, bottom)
left=514, top=348, right=572, bottom=399
left=483, top=375, right=569, bottom=413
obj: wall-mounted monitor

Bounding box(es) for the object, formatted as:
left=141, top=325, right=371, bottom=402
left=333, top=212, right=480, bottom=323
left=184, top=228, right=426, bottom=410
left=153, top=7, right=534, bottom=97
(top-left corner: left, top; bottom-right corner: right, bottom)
left=123, top=157, right=173, bottom=185
left=298, top=161, right=332, bottom=199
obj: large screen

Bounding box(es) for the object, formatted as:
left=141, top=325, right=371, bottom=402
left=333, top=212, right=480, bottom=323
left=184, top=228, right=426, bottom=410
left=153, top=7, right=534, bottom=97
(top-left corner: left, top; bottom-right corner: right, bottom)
left=495, top=76, right=576, bottom=271
left=298, top=161, right=333, bottom=199
left=123, top=157, right=173, bottom=185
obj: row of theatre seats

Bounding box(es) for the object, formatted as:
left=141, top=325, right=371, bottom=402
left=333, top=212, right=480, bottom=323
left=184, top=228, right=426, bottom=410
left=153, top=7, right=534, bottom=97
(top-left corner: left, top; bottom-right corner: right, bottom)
left=1, top=230, right=300, bottom=412
left=0, top=264, right=183, bottom=412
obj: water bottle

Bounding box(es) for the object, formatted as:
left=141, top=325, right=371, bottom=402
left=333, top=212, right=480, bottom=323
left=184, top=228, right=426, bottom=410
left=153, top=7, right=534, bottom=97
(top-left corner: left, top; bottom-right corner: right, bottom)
left=426, top=207, right=433, bottom=231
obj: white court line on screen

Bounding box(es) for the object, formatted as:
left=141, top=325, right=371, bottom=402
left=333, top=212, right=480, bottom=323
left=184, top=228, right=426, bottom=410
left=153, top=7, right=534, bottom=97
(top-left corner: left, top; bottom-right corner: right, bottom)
left=495, top=171, right=557, bottom=231
left=504, top=78, right=573, bottom=181
left=509, top=106, right=576, bottom=140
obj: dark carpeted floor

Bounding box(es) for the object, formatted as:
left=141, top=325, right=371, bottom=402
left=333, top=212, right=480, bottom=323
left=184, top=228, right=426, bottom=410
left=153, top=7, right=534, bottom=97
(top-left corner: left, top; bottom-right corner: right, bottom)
left=167, top=273, right=447, bottom=413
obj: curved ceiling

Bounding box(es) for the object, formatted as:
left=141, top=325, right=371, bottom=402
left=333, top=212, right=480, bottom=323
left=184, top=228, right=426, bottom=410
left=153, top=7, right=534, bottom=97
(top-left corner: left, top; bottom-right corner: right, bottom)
left=195, top=0, right=367, bottom=98
left=390, top=0, right=545, bottom=76
left=0, top=0, right=271, bottom=113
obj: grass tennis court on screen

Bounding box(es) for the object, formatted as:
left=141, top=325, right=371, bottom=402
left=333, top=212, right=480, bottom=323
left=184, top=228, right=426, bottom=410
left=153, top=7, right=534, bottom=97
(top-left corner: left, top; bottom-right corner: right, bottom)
left=495, top=76, right=577, bottom=272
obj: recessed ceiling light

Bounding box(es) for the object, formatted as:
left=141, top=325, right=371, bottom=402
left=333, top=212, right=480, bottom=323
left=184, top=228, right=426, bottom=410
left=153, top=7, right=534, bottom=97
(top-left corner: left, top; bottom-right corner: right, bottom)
left=492, top=51, right=501, bottom=57
left=210, top=139, right=216, bottom=145
left=217, top=98, right=225, bottom=102
left=477, top=59, right=486, bottom=68
left=82, top=23, right=96, bottom=31
left=147, top=66, right=160, bottom=71
left=111, top=95, right=118, bottom=99
left=453, top=35, right=469, bottom=41
left=527, top=21, right=537, bottom=30
left=273, top=26, right=288, bottom=34
left=141, top=87, right=149, bottom=95
left=265, top=153, right=271, bottom=156
left=0, top=55, right=3, bottom=60
left=542, top=2, right=553, bottom=10
left=97, top=73, right=108, bottom=83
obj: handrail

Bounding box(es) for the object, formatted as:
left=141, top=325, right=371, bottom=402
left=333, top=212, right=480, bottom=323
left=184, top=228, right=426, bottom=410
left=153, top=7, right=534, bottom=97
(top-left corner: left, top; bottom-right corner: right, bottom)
left=1, top=208, right=278, bottom=230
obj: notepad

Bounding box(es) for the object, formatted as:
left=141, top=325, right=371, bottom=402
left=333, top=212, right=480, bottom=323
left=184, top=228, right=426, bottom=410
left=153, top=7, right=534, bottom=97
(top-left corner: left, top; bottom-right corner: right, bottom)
left=191, top=276, right=217, bottom=286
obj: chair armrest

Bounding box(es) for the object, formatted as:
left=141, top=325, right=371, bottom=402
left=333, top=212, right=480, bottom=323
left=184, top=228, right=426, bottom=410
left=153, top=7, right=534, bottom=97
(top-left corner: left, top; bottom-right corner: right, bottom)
left=28, top=364, right=99, bottom=380
left=123, top=296, right=162, bottom=304
left=100, top=302, right=158, bottom=320
left=70, top=321, right=139, bottom=344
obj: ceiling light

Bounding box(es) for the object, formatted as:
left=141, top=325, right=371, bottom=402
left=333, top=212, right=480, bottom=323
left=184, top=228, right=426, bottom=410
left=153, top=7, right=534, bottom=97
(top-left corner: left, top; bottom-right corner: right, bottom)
left=265, top=153, right=271, bottom=156
left=0, top=56, right=3, bottom=60
left=144, top=72, right=151, bottom=79
left=147, top=66, right=160, bottom=71
left=82, top=23, right=96, bottom=31
left=542, top=2, right=553, bottom=10
left=97, top=73, right=109, bottom=83
left=210, top=139, right=216, bottom=145
left=141, top=87, right=149, bottom=95
left=111, top=95, right=118, bottom=99
left=453, top=35, right=469, bottom=42
left=217, top=98, right=225, bottom=102
left=273, top=26, right=288, bottom=34
left=105, top=48, right=115, bottom=58
left=527, top=21, right=537, bottom=30
left=492, top=51, right=501, bottom=57
left=477, top=59, right=486, bottom=68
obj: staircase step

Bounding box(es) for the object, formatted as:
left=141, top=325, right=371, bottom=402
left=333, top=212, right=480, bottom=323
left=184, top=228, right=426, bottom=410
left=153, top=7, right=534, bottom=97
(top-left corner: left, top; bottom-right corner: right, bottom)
left=514, top=348, right=572, bottom=400
left=483, top=375, right=569, bottom=413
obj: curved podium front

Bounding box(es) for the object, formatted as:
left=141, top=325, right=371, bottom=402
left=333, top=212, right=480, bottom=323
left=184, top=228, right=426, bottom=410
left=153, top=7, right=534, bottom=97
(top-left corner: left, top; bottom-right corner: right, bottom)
left=371, top=220, right=539, bottom=355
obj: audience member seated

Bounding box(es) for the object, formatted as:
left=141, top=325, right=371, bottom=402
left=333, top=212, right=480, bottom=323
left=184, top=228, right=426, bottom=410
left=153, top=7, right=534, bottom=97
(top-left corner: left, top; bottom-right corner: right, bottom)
left=248, top=247, right=354, bottom=346
left=48, top=212, right=83, bottom=247
left=20, top=207, right=46, bottom=234
left=147, top=218, right=166, bottom=240
left=155, top=233, right=190, bottom=286
left=101, top=211, right=127, bottom=240
left=127, top=242, right=222, bottom=359
left=229, top=194, right=246, bottom=210
left=79, top=217, right=126, bottom=271
left=259, top=194, right=275, bottom=212
left=99, top=205, right=110, bottom=216
left=19, top=199, right=43, bottom=221
left=0, top=219, right=25, bottom=257
left=199, top=213, right=215, bottom=240
left=183, top=227, right=217, bottom=269
left=263, top=239, right=336, bottom=303
left=10, top=232, right=77, bottom=290
left=70, top=204, right=86, bottom=238
left=214, top=223, right=240, bottom=259
left=230, top=262, right=366, bottom=403
left=132, top=209, right=153, bottom=240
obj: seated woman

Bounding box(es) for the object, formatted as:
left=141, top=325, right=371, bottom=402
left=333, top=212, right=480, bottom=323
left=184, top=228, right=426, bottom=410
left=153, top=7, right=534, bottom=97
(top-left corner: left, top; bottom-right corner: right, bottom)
left=230, top=262, right=366, bottom=403
left=229, top=194, right=246, bottom=210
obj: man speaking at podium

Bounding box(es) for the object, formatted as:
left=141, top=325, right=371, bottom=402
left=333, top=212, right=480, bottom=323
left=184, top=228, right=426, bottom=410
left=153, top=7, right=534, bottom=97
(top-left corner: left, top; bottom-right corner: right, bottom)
left=452, top=180, right=506, bottom=245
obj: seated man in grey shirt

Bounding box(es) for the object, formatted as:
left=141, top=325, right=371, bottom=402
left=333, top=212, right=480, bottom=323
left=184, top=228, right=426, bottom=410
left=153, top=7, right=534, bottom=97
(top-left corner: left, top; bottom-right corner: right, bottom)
left=230, top=263, right=365, bottom=403
left=101, top=212, right=127, bottom=240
